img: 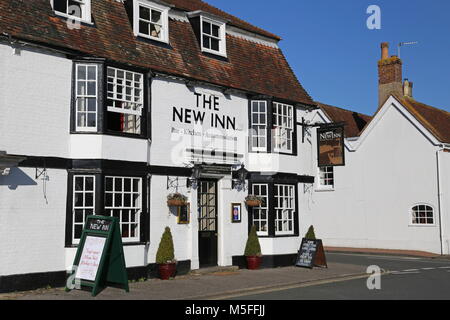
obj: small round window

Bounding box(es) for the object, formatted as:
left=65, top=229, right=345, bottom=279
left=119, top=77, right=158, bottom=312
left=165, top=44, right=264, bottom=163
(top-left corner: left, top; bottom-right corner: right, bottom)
left=411, top=205, right=434, bottom=225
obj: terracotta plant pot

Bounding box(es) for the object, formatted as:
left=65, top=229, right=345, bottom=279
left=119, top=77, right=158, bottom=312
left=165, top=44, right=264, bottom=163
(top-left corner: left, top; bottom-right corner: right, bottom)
left=158, top=263, right=176, bottom=280
left=167, top=199, right=186, bottom=207
left=245, top=200, right=261, bottom=207
left=246, top=256, right=262, bottom=270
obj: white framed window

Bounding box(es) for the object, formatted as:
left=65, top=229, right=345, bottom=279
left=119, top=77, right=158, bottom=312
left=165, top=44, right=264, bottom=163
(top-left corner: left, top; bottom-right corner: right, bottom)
left=51, top=0, right=92, bottom=23
left=411, top=204, right=435, bottom=226
left=105, top=176, right=142, bottom=242
left=318, top=166, right=334, bottom=190
left=75, top=64, right=97, bottom=132
left=133, top=0, right=169, bottom=43
left=73, top=175, right=95, bottom=243
left=273, top=102, right=294, bottom=153
left=274, top=184, right=295, bottom=235
left=106, top=67, right=144, bottom=134
left=252, top=184, right=269, bottom=236
left=200, top=16, right=227, bottom=57
left=250, top=101, right=268, bottom=152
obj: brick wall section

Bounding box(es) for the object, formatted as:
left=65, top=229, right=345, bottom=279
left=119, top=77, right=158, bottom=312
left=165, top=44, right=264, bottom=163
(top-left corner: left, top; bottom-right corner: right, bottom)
left=378, top=56, right=403, bottom=108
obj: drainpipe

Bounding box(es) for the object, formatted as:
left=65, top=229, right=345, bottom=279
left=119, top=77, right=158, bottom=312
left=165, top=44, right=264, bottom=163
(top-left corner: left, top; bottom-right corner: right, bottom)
left=436, top=146, right=445, bottom=255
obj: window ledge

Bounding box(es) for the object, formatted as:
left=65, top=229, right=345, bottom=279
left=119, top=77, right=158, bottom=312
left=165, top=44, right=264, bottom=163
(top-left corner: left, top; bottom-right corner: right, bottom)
left=315, top=188, right=335, bottom=192
left=408, top=224, right=437, bottom=228
left=54, top=11, right=93, bottom=25
left=201, top=47, right=227, bottom=58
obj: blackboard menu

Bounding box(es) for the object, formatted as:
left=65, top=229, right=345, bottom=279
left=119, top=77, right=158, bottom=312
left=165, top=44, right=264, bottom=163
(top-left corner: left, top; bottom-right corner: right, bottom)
left=295, top=238, right=327, bottom=269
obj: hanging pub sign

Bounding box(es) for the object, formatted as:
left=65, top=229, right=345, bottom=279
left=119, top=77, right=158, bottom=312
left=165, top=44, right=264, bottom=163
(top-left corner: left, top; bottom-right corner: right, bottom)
left=295, top=238, right=328, bottom=269
left=317, top=125, right=345, bottom=167
left=66, top=216, right=129, bottom=297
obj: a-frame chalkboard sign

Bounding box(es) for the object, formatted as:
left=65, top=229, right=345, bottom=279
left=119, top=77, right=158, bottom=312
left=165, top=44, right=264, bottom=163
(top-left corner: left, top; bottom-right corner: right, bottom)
left=66, top=215, right=129, bottom=297
left=295, top=238, right=328, bottom=269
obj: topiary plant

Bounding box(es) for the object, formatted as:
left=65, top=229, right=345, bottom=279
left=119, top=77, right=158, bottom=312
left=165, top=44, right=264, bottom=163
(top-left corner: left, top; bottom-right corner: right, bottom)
left=244, top=225, right=262, bottom=257
left=305, top=225, right=316, bottom=240
left=156, top=227, right=175, bottom=264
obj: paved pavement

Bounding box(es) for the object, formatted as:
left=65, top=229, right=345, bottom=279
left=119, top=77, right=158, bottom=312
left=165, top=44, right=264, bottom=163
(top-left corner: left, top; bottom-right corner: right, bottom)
left=0, top=261, right=366, bottom=300
left=2, top=251, right=449, bottom=300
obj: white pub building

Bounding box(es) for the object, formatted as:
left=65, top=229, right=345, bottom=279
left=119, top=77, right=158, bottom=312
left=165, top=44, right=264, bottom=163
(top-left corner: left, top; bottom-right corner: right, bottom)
left=0, top=0, right=317, bottom=292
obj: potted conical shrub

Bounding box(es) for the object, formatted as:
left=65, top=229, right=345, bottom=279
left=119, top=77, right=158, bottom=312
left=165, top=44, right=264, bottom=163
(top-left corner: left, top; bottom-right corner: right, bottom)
left=156, top=227, right=176, bottom=280
left=244, top=225, right=262, bottom=270
left=305, top=225, right=316, bottom=240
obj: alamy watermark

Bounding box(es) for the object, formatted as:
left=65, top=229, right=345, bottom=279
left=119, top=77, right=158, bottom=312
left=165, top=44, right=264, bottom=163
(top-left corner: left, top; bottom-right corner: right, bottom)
left=366, top=265, right=382, bottom=290
left=367, top=5, right=381, bottom=30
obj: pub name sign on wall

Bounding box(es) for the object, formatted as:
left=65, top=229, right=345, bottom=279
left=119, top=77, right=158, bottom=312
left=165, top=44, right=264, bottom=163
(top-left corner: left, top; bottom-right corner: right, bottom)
left=317, top=125, right=345, bottom=167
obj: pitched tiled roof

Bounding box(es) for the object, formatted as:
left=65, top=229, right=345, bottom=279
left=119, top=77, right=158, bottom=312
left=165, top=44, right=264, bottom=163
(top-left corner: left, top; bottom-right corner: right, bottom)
left=0, top=0, right=314, bottom=105
left=163, top=0, right=281, bottom=40
left=399, top=96, right=450, bottom=144
left=316, top=102, right=373, bottom=138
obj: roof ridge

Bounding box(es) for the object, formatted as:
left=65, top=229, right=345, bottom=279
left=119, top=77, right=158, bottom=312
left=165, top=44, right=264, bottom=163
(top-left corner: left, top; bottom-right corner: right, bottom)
left=315, top=101, right=372, bottom=118
left=197, top=0, right=281, bottom=40
left=403, top=96, right=450, bottom=117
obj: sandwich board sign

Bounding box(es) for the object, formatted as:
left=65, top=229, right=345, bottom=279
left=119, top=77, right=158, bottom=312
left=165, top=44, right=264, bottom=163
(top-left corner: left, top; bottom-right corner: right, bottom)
left=295, top=238, right=328, bottom=269
left=66, top=215, right=129, bottom=297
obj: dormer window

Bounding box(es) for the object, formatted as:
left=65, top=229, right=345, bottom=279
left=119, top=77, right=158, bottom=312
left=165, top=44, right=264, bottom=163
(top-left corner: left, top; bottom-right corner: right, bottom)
left=51, top=0, right=92, bottom=23
left=188, top=11, right=227, bottom=57
left=201, top=16, right=226, bottom=56
left=133, top=0, right=169, bottom=43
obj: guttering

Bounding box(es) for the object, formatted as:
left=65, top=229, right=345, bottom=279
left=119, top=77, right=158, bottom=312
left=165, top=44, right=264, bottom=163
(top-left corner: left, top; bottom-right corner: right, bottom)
left=436, top=145, right=445, bottom=255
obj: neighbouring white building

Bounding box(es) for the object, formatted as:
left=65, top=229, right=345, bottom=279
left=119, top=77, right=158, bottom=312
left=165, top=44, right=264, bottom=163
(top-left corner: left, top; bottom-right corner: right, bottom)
left=306, top=43, right=450, bottom=256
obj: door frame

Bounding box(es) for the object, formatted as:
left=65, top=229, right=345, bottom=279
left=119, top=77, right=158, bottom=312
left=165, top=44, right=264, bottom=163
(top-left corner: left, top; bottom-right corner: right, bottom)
left=197, top=179, right=219, bottom=268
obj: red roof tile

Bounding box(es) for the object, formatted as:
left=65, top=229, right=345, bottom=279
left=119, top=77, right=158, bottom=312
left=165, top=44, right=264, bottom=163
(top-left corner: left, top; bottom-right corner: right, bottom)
left=163, top=0, right=281, bottom=40
left=316, top=102, right=372, bottom=138
left=0, top=0, right=313, bottom=105
left=399, top=96, right=450, bottom=144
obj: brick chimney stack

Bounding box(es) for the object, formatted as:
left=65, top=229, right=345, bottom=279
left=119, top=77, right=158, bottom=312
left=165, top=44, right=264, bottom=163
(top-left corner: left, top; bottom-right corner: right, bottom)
left=378, top=42, right=403, bottom=108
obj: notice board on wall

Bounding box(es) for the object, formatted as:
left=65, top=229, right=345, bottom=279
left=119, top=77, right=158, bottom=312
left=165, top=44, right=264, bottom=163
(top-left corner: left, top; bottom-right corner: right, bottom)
left=66, top=216, right=129, bottom=297
left=295, top=238, right=328, bottom=269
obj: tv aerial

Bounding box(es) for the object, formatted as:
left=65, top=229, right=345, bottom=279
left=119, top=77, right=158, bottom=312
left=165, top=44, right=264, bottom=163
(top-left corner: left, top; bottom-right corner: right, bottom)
left=398, top=41, right=418, bottom=58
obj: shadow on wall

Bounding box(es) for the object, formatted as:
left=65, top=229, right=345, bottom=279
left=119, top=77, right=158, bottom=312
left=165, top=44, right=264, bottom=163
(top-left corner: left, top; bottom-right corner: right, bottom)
left=0, top=168, right=38, bottom=190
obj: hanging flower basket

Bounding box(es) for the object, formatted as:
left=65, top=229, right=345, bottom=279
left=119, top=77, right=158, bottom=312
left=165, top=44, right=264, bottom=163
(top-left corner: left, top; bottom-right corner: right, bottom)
left=245, top=195, right=262, bottom=207
left=167, top=193, right=188, bottom=207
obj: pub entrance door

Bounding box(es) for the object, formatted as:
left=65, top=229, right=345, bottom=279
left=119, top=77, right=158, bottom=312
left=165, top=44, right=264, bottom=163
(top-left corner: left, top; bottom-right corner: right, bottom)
left=198, top=179, right=218, bottom=268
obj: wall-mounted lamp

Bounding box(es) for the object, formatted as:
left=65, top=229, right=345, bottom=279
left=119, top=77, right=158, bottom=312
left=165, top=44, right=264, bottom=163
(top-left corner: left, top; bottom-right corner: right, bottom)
left=187, top=164, right=202, bottom=189
left=232, top=164, right=248, bottom=191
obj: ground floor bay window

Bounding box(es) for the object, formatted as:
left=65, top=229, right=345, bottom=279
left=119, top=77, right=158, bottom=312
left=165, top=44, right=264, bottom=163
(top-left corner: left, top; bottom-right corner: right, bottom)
left=249, top=179, right=299, bottom=238
left=66, top=170, right=149, bottom=246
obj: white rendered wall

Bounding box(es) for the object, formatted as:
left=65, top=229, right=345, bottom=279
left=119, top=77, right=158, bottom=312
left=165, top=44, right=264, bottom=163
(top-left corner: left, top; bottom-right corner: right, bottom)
left=306, top=103, right=442, bottom=253
left=0, top=43, right=71, bottom=158
left=0, top=168, right=67, bottom=276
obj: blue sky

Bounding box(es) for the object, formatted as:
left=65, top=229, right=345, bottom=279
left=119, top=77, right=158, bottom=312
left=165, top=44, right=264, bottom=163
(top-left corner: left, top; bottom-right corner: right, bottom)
left=207, top=0, right=450, bottom=115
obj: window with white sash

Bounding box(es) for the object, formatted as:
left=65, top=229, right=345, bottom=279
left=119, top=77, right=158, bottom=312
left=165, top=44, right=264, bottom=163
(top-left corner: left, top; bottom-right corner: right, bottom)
left=273, top=102, right=294, bottom=153
left=318, top=166, right=334, bottom=190
left=72, top=175, right=95, bottom=243
left=133, top=0, right=169, bottom=43
left=201, top=17, right=227, bottom=57
left=411, top=205, right=434, bottom=225
left=252, top=184, right=269, bottom=236
left=105, top=176, right=142, bottom=242
left=250, top=101, right=268, bottom=152
left=51, top=0, right=91, bottom=23
left=106, top=67, right=144, bottom=134
left=75, top=64, right=97, bottom=131
left=274, top=184, right=295, bottom=235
